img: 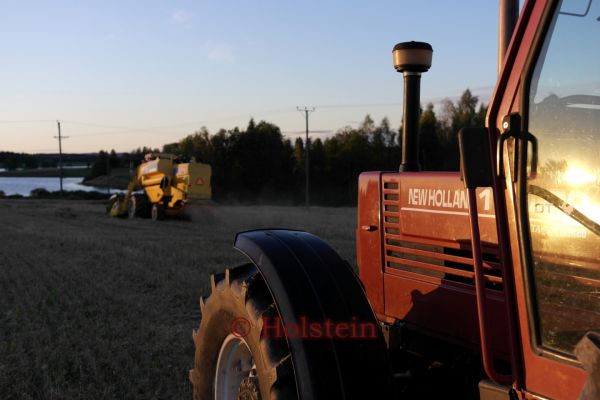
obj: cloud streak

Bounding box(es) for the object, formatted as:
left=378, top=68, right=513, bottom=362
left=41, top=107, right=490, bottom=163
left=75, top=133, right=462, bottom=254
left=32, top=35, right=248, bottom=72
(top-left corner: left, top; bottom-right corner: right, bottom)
left=206, top=43, right=235, bottom=64
left=170, top=10, right=193, bottom=25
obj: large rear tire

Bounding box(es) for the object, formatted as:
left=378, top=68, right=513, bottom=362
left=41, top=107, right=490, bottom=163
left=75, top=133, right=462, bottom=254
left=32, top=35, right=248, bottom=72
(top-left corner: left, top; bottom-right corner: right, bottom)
left=189, top=264, right=297, bottom=400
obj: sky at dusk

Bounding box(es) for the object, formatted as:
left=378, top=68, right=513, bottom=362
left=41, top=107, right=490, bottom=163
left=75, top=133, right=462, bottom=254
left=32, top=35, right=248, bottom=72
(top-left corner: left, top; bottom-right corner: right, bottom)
left=0, top=1, right=507, bottom=153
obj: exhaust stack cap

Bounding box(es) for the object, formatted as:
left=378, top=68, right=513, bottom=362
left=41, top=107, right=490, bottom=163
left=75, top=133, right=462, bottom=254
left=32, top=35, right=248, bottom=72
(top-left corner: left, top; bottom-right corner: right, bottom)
left=393, top=41, right=433, bottom=73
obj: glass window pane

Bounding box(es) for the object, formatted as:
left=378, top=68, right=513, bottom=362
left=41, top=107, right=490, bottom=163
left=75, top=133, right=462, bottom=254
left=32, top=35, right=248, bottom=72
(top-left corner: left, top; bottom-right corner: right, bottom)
left=527, top=0, right=600, bottom=356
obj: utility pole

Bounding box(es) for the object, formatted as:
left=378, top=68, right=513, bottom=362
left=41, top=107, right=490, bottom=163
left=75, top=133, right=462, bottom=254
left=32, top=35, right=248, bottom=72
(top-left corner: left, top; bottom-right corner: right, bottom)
left=53, top=121, right=69, bottom=194
left=297, top=106, right=315, bottom=208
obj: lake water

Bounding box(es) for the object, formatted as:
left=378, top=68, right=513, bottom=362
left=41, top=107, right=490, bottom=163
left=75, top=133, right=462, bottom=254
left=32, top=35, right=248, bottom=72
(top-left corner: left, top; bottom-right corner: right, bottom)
left=0, top=177, right=115, bottom=196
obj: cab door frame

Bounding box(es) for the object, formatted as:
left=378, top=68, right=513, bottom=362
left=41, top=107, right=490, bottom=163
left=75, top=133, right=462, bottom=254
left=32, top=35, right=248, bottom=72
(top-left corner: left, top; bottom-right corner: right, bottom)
left=488, top=0, right=587, bottom=397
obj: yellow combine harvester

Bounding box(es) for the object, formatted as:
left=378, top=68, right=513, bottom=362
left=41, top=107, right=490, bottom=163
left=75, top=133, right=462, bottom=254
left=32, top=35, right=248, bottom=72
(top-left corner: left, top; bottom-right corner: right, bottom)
left=108, top=153, right=211, bottom=220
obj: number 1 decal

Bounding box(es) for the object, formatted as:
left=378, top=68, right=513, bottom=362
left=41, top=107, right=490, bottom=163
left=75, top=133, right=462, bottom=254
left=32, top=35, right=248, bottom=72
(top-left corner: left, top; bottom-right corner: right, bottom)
left=479, top=188, right=492, bottom=211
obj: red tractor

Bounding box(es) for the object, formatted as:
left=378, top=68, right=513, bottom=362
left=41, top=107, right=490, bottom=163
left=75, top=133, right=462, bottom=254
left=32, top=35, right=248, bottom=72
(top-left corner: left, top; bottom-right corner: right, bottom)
left=190, top=0, right=600, bottom=398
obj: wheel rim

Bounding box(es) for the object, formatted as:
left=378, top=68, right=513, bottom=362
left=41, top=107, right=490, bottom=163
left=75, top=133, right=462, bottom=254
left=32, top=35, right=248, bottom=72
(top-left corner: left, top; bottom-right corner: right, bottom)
left=214, top=333, right=256, bottom=400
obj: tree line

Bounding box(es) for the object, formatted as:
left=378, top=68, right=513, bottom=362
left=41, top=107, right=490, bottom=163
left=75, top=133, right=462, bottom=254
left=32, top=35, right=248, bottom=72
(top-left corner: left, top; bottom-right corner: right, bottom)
left=0, top=152, right=96, bottom=171
left=162, top=89, right=487, bottom=205
left=2, top=88, right=486, bottom=206
left=0, top=152, right=40, bottom=170
left=86, top=147, right=160, bottom=179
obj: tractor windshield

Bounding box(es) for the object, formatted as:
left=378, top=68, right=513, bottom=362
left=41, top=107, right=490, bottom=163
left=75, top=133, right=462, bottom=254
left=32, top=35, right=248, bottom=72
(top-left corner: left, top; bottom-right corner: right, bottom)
left=527, top=0, right=600, bottom=356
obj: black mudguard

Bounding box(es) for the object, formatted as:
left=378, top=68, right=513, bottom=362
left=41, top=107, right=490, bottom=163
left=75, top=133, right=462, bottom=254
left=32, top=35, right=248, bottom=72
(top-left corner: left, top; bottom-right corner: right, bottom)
left=234, top=229, right=396, bottom=400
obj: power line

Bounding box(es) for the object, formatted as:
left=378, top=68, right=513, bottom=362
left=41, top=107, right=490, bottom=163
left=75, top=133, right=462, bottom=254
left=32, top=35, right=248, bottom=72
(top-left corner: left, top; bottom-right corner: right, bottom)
left=26, top=149, right=61, bottom=153
left=0, top=103, right=401, bottom=140
left=282, top=130, right=332, bottom=135
left=315, top=102, right=402, bottom=109
left=0, top=102, right=403, bottom=137
left=297, top=106, right=315, bottom=208
left=60, top=120, right=131, bottom=130
left=0, top=119, right=55, bottom=124
left=59, top=108, right=299, bottom=138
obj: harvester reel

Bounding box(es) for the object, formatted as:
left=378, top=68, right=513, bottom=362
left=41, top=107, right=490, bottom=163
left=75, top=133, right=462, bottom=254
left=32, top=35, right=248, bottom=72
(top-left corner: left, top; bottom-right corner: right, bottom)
left=107, top=193, right=128, bottom=218
left=106, top=195, right=119, bottom=214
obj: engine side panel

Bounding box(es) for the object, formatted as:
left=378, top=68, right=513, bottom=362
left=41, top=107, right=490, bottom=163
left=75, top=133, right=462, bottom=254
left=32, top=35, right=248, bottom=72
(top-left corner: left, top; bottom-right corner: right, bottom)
left=358, top=171, right=510, bottom=356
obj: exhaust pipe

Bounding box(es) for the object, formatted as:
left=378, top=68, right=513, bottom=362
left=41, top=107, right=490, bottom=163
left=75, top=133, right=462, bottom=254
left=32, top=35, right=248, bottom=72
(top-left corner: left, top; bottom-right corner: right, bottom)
left=393, top=41, right=433, bottom=172
left=498, top=0, right=519, bottom=74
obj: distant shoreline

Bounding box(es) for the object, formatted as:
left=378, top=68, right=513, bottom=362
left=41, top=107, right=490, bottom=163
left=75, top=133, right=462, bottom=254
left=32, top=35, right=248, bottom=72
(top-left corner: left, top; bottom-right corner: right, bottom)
left=0, top=167, right=132, bottom=190
left=0, top=168, right=130, bottom=190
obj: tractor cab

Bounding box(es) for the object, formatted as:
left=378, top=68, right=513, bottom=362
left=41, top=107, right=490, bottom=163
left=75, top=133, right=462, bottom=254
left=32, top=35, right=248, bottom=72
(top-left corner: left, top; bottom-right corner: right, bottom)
left=190, top=1, right=599, bottom=399
left=357, top=0, right=600, bottom=398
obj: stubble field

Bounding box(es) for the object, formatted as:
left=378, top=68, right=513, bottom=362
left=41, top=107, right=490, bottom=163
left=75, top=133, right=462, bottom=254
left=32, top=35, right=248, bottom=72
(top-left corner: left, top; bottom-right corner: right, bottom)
left=0, top=200, right=356, bottom=399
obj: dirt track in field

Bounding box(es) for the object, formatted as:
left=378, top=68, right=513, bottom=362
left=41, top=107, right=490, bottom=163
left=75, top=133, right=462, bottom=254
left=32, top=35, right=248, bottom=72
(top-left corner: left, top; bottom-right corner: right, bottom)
left=0, top=200, right=356, bottom=399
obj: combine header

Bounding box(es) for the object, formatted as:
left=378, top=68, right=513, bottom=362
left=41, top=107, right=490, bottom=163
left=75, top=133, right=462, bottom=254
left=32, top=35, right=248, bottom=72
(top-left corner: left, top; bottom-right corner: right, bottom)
left=190, top=0, right=599, bottom=399
left=108, top=153, right=211, bottom=220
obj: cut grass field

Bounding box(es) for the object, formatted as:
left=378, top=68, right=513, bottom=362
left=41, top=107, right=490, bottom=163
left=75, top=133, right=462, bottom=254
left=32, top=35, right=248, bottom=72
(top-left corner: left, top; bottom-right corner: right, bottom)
left=0, top=200, right=356, bottom=399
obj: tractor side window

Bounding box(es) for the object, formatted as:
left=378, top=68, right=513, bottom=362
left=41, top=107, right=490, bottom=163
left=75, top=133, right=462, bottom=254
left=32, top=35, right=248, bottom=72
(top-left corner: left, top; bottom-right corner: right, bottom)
left=527, top=0, right=600, bottom=356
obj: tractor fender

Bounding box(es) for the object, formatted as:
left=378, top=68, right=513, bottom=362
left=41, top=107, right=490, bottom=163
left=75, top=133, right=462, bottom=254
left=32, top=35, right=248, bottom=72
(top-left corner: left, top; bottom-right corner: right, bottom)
left=234, top=229, right=396, bottom=400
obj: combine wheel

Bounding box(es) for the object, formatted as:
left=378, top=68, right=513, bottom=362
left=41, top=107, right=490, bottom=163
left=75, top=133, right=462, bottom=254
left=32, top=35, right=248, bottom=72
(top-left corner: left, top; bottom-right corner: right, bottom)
left=129, top=194, right=150, bottom=218
left=190, top=264, right=297, bottom=400
left=151, top=203, right=165, bottom=221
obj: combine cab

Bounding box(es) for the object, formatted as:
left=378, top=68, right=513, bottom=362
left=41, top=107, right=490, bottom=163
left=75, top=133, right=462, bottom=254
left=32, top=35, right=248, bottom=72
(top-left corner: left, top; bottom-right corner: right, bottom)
left=109, top=153, right=211, bottom=220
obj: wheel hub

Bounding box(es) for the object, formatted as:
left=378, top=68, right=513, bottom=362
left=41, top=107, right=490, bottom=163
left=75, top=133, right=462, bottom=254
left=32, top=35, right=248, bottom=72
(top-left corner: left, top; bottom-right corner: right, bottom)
left=237, top=376, right=260, bottom=400
left=214, top=334, right=257, bottom=400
